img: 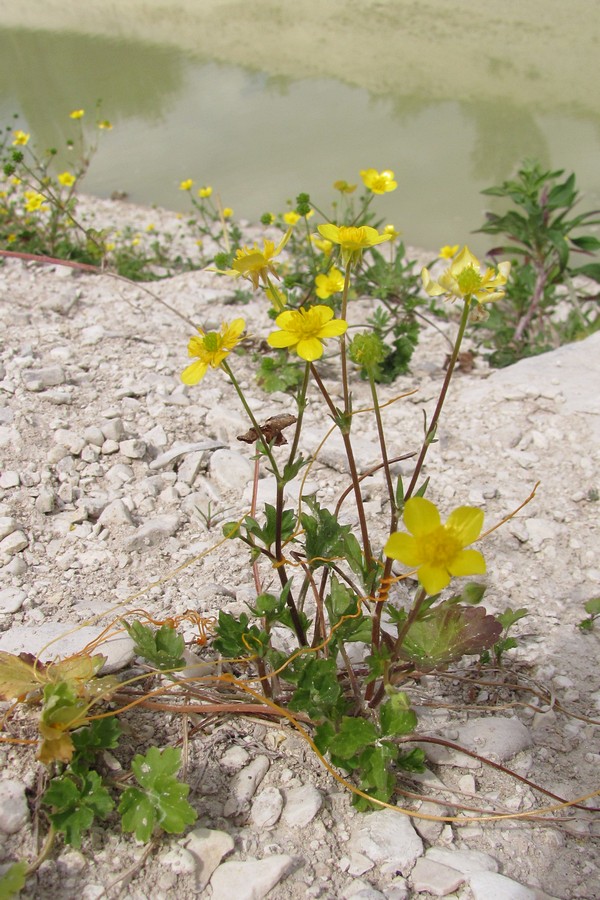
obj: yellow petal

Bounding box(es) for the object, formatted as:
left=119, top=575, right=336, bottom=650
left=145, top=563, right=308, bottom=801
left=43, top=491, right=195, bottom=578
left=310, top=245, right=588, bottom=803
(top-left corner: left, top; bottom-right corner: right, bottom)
left=384, top=532, right=420, bottom=566
left=317, top=223, right=341, bottom=243
left=403, top=497, right=441, bottom=537
left=181, top=360, right=208, bottom=385
left=448, top=549, right=486, bottom=577
left=267, top=330, right=298, bottom=349
left=318, top=319, right=348, bottom=338
left=445, top=507, right=484, bottom=546
left=417, top=564, right=451, bottom=595
left=296, top=337, right=324, bottom=361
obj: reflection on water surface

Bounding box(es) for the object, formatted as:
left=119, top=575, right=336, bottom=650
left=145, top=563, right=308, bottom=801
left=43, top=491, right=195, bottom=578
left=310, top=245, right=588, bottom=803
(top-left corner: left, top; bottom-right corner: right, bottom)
left=1, top=3, right=599, bottom=252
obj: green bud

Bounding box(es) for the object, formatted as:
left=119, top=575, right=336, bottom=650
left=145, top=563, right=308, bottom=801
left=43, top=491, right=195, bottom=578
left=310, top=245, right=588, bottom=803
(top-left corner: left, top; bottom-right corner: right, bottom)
left=3, top=163, right=15, bottom=176
left=295, top=192, right=311, bottom=216
left=348, top=331, right=387, bottom=378
left=260, top=213, right=274, bottom=226
left=214, top=252, right=230, bottom=270
left=10, top=150, right=23, bottom=164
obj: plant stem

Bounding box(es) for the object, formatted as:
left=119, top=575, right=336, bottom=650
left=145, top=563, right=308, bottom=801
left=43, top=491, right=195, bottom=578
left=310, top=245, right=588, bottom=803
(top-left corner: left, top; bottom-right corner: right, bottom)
left=404, top=297, right=471, bottom=501
left=222, top=361, right=281, bottom=479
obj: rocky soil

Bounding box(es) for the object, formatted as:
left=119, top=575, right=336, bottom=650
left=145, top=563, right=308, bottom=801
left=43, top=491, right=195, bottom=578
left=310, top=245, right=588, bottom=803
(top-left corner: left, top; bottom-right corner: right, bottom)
left=0, top=198, right=599, bottom=899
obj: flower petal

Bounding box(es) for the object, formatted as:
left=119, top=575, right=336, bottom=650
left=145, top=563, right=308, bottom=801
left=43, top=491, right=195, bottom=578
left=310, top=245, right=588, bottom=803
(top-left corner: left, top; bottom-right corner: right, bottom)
left=445, top=506, right=484, bottom=546
left=417, top=564, right=451, bottom=596
left=384, top=532, right=420, bottom=566
left=448, top=549, right=486, bottom=577
left=267, top=330, right=298, bottom=349
left=296, top=337, right=324, bottom=361
left=317, top=223, right=341, bottom=243
left=181, top=360, right=208, bottom=385
left=318, top=319, right=348, bottom=338
left=403, top=497, right=440, bottom=537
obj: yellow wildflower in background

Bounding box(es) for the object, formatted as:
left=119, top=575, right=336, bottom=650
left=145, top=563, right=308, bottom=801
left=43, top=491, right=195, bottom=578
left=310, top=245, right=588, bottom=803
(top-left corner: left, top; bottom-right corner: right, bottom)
left=315, top=267, right=345, bottom=300
left=179, top=179, right=194, bottom=191
left=69, top=109, right=84, bottom=119
left=312, top=236, right=333, bottom=257
left=98, top=120, right=112, bottom=130
left=181, top=318, right=245, bottom=385
left=267, top=305, right=347, bottom=362
left=439, top=244, right=459, bottom=260
left=383, top=224, right=401, bottom=241
left=333, top=180, right=357, bottom=194
left=283, top=211, right=301, bottom=226
left=360, top=168, right=397, bottom=194
left=317, top=223, right=392, bottom=267
left=422, top=245, right=511, bottom=304
left=384, top=497, right=486, bottom=595
left=12, top=130, right=30, bottom=146
left=222, top=207, right=233, bottom=218
left=57, top=172, right=76, bottom=187
left=7, top=234, right=17, bottom=243
left=198, top=186, right=213, bottom=198
left=231, top=230, right=291, bottom=290
left=24, top=191, right=47, bottom=212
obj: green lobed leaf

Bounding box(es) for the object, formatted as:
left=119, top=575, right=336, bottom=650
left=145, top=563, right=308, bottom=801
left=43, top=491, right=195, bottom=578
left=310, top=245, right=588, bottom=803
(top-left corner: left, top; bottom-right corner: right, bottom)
left=43, top=771, right=114, bottom=848
left=125, top=621, right=185, bottom=671
left=327, top=717, right=379, bottom=760
left=0, top=861, right=28, bottom=899
left=71, top=717, right=122, bottom=762
left=379, top=692, right=418, bottom=737
left=120, top=746, right=196, bottom=841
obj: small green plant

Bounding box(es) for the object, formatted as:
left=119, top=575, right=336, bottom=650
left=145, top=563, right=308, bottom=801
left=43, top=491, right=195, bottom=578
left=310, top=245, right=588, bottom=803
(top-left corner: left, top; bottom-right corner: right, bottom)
left=578, top=597, right=600, bottom=632
left=475, top=160, right=600, bottom=365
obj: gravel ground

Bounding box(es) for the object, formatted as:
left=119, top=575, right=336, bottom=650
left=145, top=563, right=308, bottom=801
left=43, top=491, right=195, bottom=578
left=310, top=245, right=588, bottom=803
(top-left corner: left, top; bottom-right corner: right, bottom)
left=0, top=197, right=599, bottom=899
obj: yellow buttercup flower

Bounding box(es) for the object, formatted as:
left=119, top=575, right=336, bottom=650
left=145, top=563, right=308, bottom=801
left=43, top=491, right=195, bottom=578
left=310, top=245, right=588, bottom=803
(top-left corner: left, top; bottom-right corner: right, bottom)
left=333, top=180, right=357, bottom=194
left=360, top=168, right=397, bottom=194
left=98, top=120, right=112, bottom=130
left=439, top=244, right=459, bottom=260
left=384, top=497, right=486, bottom=595
left=267, top=305, right=347, bottom=362
left=315, top=267, right=345, bottom=300
left=317, top=223, right=392, bottom=267
left=311, top=236, right=333, bottom=257
left=12, top=130, right=30, bottom=146
left=23, top=191, right=47, bottom=212
left=181, top=318, right=245, bottom=385
left=283, top=211, right=301, bottom=226
left=222, top=207, right=233, bottom=218
left=231, top=230, right=291, bottom=291
left=422, top=245, right=511, bottom=304
left=198, top=186, right=212, bottom=198
left=57, top=171, right=76, bottom=187
left=179, top=179, right=194, bottom=191
left=7, top=233, right=17, bottom=243
left=69, top=109, right=84, bottom=119
left=383, top=224, right=401, bottom=241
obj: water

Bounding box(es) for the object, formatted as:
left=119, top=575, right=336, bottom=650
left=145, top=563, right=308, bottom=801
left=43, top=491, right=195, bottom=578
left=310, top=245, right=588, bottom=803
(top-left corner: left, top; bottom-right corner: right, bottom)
left=2, top=2, right=599, bottom=253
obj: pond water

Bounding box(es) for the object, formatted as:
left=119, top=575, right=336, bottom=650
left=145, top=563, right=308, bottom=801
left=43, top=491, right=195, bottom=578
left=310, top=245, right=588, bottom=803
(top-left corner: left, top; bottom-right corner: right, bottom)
left=2, top=1, right=599, bottom=253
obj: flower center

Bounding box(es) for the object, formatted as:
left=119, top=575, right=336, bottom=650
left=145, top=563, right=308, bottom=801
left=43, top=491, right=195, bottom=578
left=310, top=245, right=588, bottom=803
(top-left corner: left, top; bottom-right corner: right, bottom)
left=419, top=526, right=461, bottom=567
left=338, top=226, right=367, bottom=250
left=203, top=332, right=220, bottom=352
left=456, top=265, right=483, bottom=296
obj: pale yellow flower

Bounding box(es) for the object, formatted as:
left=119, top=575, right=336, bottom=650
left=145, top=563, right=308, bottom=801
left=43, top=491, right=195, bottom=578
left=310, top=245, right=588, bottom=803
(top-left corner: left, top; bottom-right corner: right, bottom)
left=267, top=305, right=348, bottom=362
left=179, top=179, right=194, bottom=191
left=360, top=168, right=397, bottom=194
left=311, top=236, right=333, bottom=257
left=181, top=318, right=245, bottom=385
left=198, top=186, right=212, bottom=198
left=439, top=244, right=459, bottom=260
left=315, top=267, right=345, bottom=300
left=222, top=207, right=234, bottom=218
left=333, top=180, right=357, bottom=194
left=384, top=497, right=486, bottom=595
left=283, top=211, right=301, bottom=226
left=231, top=230, right=291, bottom=290
left=383, top=224, right=401, bottom=241
left=57, top=171, right=76, bottom=187
left=12, top=130, right=30, bottom=146
left=69, top=109, right=85, bottom=119
left=23, top=190, right=47, bottom=213
left=317, top=223, right=392, bottom=267
left=422, top=245, right=511, bottom=304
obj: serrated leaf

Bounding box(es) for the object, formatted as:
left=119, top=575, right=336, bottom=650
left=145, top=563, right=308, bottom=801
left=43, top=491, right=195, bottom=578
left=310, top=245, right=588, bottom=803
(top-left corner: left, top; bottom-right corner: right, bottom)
left=497, top=607, right=529, bottom=630
left=379, top=692, right=417, bottom=737
left=71, top=717, right=122, bottom=761
left=125, top=621, right=185, bottom=670
left=0, top=651, right=42, bottom=700
left=398, top=603, right=503, bottom=670
left=0, top=861, right=28, bottom=899
left=120, top=747, right=196, bottom=841
left=328, top=717, right=378, bottom=760
left=119, top=788, right=157, bottom=842
left=43, top=771, right=114, bottom=848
